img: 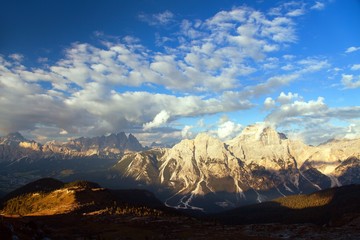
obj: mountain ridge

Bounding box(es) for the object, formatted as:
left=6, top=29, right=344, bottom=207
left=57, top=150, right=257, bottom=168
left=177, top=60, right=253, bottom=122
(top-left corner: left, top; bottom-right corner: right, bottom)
left=1, top=124, right=360, bottom=213
left=0, top=131, right=144, bottom=162
left=112, top=124, right=360, bottom=212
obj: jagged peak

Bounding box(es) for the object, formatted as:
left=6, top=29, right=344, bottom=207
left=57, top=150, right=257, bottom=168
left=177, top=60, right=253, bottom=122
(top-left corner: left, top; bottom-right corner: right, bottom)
left=127, top=133, right=136, bottom=140
left=0, top=131, right=30, bottom=145
left=116, top=132, right=127, bottom=138
left=173, top=133, right=222, bottom=147
left=194, top=132, right=218, bottom=141
left=169, top=133, right=226, bottom=157
left=241, top=123, right=272, bottom=136
left=230, top=123, right=286, bottom=145
left=4, top=132, right=27, bottom=141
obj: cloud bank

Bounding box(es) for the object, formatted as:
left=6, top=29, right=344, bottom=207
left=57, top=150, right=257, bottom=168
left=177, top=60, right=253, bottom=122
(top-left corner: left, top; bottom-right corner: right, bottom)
left=1, top=2, right=359, bottom=145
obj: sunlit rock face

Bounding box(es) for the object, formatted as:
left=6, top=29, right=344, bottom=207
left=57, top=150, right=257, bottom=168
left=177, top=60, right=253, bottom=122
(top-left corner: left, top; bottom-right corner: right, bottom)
left=113, top=124, right=360, bottom=212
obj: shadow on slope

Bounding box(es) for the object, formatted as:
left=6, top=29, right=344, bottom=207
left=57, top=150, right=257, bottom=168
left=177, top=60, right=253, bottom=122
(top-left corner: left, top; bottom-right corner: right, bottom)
left=214, top=184, right=360, bottom=226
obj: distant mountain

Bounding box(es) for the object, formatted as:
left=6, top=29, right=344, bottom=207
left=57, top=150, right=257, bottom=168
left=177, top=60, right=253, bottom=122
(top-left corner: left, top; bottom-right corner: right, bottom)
left=54, top=132, right=144, bottom=155
left=0, top=132, right=144, bottom=163
left=215, top=184, right=360, bottom=226
left=112, top=124, right=360, bottom=212
left=0, top=132, right=28, bottom=145
left=0, top=132, right=43, bottom=164
left=0, top=178, right=169, bottom=217
left=0, top=132, right=145, bottom=195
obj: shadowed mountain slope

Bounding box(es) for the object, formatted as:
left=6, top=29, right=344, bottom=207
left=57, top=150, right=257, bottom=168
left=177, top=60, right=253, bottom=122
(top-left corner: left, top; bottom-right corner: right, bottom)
left=215, top=184, right=360, bottom=226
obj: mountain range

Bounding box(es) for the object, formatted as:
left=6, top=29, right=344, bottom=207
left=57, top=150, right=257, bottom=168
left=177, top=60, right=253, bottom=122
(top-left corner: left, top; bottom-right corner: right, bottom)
left=113, top=124, right=360, bottom=211
left=1, top=124, right=360, bottom=212
left=0, top=131, right=143, bottom=160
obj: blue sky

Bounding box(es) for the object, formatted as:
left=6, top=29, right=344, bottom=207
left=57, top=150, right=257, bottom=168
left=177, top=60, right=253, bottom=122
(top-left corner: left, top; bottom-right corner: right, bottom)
left=1, top=0, right=360, bottom=145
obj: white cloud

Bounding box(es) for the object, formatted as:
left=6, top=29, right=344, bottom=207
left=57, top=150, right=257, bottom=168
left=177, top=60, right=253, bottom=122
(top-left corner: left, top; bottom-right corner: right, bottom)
left=153, top=11, right=175, bottom=25
left=217, top=121, right=242, bottom=140
left=283, top=54, right=295, bottom=60
left=297, top=58, right=330, bottom=73
left=242, top=73, right=300, bottom=98
left=6, top=12, right=307, bottom=141
left=311, top=2, right=325, bottom=10
left=281, top=64, right=294, bottom=71
left=277, top=92, right=299, bottom=104
left=181, top=125, right=193, bottom=139
left=143, top=110, right=171, bottom=130
left=344, top=121, right=360, bottom=140
left=286, top=8, right=305, bottom=17
left=138, top=10, right=175, bottom=26
left=351, top=64, right=360, bottom=71
left=1, top=3, right=351, bottom=146
left=136, top=131, right=182, bottom=147
left=266, top=97, right=327, bottom=126
left=59, top=129, right=68, bottom=135
left=264, top=97, right=276, bottom=110
left=345, top=46, right=360, bottom=53
left=341, top=74, right=360, bottom=89
left=265, top=95, right=360, bottom=145
left=0, top=49, right=256, bottom=141
left=9, top=53, right=24, bottom=62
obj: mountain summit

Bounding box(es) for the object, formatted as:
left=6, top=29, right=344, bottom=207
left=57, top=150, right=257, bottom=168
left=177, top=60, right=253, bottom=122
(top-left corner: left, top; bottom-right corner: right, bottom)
left=230, top=124, right=287, bottom=145
left=0, top=132, right=28, bottom=145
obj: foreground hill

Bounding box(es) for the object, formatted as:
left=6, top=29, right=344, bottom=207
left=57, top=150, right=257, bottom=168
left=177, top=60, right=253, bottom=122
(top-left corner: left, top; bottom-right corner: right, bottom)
left=0, top=178, right=167, bottom=217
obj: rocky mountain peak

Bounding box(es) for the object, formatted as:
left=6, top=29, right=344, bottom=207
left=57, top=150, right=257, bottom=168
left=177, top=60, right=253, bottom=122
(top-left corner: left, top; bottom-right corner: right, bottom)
left=0, top=132, right=28, bottom=145
left=126, top=133, right=143, bottom=151
left=233, top=124, right=286, bottom=145
left=193, top=133, right=226, bottom=158
left=170, top=133, right=224, bottom=154
left=259, top=126, right=287, bottom=145
left=194, top=132, right=219, bottom=144
left=64, top=132, right=144, bottom=152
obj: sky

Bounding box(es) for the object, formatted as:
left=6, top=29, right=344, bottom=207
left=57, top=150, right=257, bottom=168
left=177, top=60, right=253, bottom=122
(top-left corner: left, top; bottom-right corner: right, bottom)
left=1, top=0, right=360, bottom=146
